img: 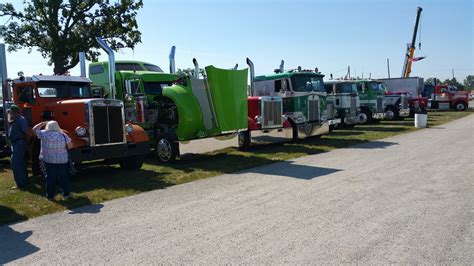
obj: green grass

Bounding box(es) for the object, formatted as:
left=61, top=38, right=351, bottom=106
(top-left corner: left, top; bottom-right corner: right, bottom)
left=1, top=109, right=473, bottom=225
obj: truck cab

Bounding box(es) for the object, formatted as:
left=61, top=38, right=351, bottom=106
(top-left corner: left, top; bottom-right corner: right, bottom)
left=324, top=80, right=361, bottom=127
left=429, top=85, right=469, bottom=111
left=355, top=80, right=386, bottom=124
left=4, top=75, right=149, bottom=173
left=253, top=68, right=340, bottom=139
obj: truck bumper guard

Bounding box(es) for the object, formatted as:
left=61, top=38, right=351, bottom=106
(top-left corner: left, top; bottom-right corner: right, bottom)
left=70, top=141, right=150, bottom=163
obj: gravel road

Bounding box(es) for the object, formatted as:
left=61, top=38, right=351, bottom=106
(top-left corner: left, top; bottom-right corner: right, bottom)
left=1, top=114, right=473, bottom=264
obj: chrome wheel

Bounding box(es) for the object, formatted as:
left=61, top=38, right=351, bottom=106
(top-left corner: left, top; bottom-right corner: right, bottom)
left=359, top=113, right=368, bottom=124
left=385, top=110, right=395, bottom=120
left=455, top=103, right=466, bottom=111
left=157, top=139, right=172, bottom=162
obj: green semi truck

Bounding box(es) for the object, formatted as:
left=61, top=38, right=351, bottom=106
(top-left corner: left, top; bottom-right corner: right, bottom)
left=249, top=61, right=340, bottom=139
left=90, top=38, right=248, bottom=162
left=354, top=79, right=386, bottom=124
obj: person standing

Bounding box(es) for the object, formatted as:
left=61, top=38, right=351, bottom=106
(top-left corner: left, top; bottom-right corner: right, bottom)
left=32, top=120, right=73, bottom=200
left=7, top=105, right=30, bottom=189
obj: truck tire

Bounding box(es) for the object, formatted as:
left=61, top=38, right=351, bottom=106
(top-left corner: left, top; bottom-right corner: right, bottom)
left=155, top=134, right=178, bottom=163
left=238, top=130, right=251, bottom=151
left=119, top=155, right=145, bottom=170
left=359, top=109, right=372, bottom=124
left=453, top=102, right=467, bottom=111
left=385, top=106, right=399, bottom=120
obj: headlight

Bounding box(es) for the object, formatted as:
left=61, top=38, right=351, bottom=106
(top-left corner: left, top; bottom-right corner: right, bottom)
left=125, top=124, right=134, bottom=133
left=75, top=126, right=87, bottom=137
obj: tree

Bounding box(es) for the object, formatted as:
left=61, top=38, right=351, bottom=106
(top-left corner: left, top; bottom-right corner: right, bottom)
left=443, top=78, right=465, bottom=90
left=424, top=77, right=441, bottom=86
left=464, top=75, right=474, bottom=91
left=0, top=0, right=143, bottom=75
left=177, top=68, right=205, bottom=77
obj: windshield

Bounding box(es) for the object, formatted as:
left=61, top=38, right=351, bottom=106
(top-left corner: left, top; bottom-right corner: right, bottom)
left=37, top=82, right=91, bottom=98
left=337, top=83, right=357, bottom=93
left=143, top=81, right=173, bottom=95
left=291, top=75, right=325, bottom=92
left=70, top=82, right=92, bottom=98
left=368, top=82, right=384, bottom=92
left=144, top=64, right=163, bottom=72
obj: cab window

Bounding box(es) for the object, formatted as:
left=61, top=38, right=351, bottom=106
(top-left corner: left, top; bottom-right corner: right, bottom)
left=37, top=82, right=69, bottom=98
left=17, top=86, right=35, bottom=103
left=274, top=80, right=282, bottom=93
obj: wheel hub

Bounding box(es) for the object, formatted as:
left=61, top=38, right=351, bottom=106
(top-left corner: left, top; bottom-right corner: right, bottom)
left=157, top=139, right=172, bottom=161
left=359, top=113, right=368, bottom=124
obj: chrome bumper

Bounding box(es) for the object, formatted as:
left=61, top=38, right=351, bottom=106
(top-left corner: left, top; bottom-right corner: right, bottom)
left=328, top=118, right=341, bottom=125
left=343, top=115, right=359, bottom=125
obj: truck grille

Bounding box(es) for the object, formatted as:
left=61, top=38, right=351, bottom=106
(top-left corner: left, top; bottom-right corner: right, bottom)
left=350, top=96, right=357, bottom=115
left=91, top=103, right=125, bottom=146
left=308, top=96, right=320, bottom=122
left=401, top=94, right=408, bottom=109
left=326, top=101, right=334, bottom=120
left=261, top=97, right=283, bottom=129
left=376, top=96, right=384, bottom=113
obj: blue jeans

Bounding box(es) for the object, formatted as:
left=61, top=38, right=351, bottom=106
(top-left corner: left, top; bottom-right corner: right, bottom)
left=43, top=162, right=70, bottom=199
left=11, top=140, right=28, bottom=187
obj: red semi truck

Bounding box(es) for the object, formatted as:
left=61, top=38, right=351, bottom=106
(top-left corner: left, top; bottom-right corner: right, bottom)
left=427, top=84, right=469, bottom=111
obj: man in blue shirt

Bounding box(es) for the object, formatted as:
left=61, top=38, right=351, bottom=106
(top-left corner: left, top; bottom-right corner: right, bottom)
left=7, top=105, right=30, bottom=189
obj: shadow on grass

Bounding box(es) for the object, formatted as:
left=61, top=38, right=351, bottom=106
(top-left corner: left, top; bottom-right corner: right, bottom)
left=71, top=166, right=171, bottom=194
left=0, top=206, right=40, bottom=264
left=381, top=121, right=415, bottom=126
left=352, top=126, right=407, bottom=133
left=0, top=159, right=10, bottom=172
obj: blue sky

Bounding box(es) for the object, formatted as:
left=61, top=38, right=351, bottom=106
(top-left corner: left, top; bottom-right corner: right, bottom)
left=1, top=0, right=473, bottom=81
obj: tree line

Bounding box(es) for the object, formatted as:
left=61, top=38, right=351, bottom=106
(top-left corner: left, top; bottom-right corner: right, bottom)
left=425, top=76, right=474, bottom=91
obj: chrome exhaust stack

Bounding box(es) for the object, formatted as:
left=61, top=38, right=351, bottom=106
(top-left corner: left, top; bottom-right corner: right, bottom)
left=169, top=46, right=176, bottom=74
left=192, top=58, right=199, bottom=78
left=96, top=37, right=116, bottom=99
left=232, top=64, right=238, bottom=70
left=279, top=60, right=284, bottom=73
left=0, top=43, right=10, bottom=133
left=79, top=52, right=86, bottom=77
left=246, top=58, right=255, bottom=96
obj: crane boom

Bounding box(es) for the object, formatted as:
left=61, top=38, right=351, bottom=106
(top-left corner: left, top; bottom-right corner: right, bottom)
left=402, top=7, right=423, bottom=78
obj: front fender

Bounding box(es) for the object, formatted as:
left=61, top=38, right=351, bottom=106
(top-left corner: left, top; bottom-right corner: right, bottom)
left=126, top=124, right=149, bottom=143
left=162, top=85, right=203, bottom=140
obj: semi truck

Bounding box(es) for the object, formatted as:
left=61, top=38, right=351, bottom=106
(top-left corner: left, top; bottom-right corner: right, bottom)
left=90, top=38, right=248, bottom=162
left=354, top=80, right=386, bottom=124
left=237, top=59, right=292, bottom=149
left=324, top=80, right=362, bottom=127
left=243, top=61, right=340, bottom=142
left=0, top=43, right=150, bottom=173
left=2, top=74, right=150, bottom=173
left=427, top=84, right=469, bottom=111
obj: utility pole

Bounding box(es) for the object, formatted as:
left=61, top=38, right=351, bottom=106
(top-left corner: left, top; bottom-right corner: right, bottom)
left=387, top=58, right=391, bottom=78
left=452, top=68, right=454, bottom=79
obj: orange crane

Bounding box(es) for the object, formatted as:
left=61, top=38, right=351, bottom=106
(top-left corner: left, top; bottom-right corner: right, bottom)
left=402, top=7, right=423, bottom=78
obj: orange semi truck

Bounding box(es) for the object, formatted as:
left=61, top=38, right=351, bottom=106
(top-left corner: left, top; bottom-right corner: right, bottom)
left=1, top=73, right=150, bottom=173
